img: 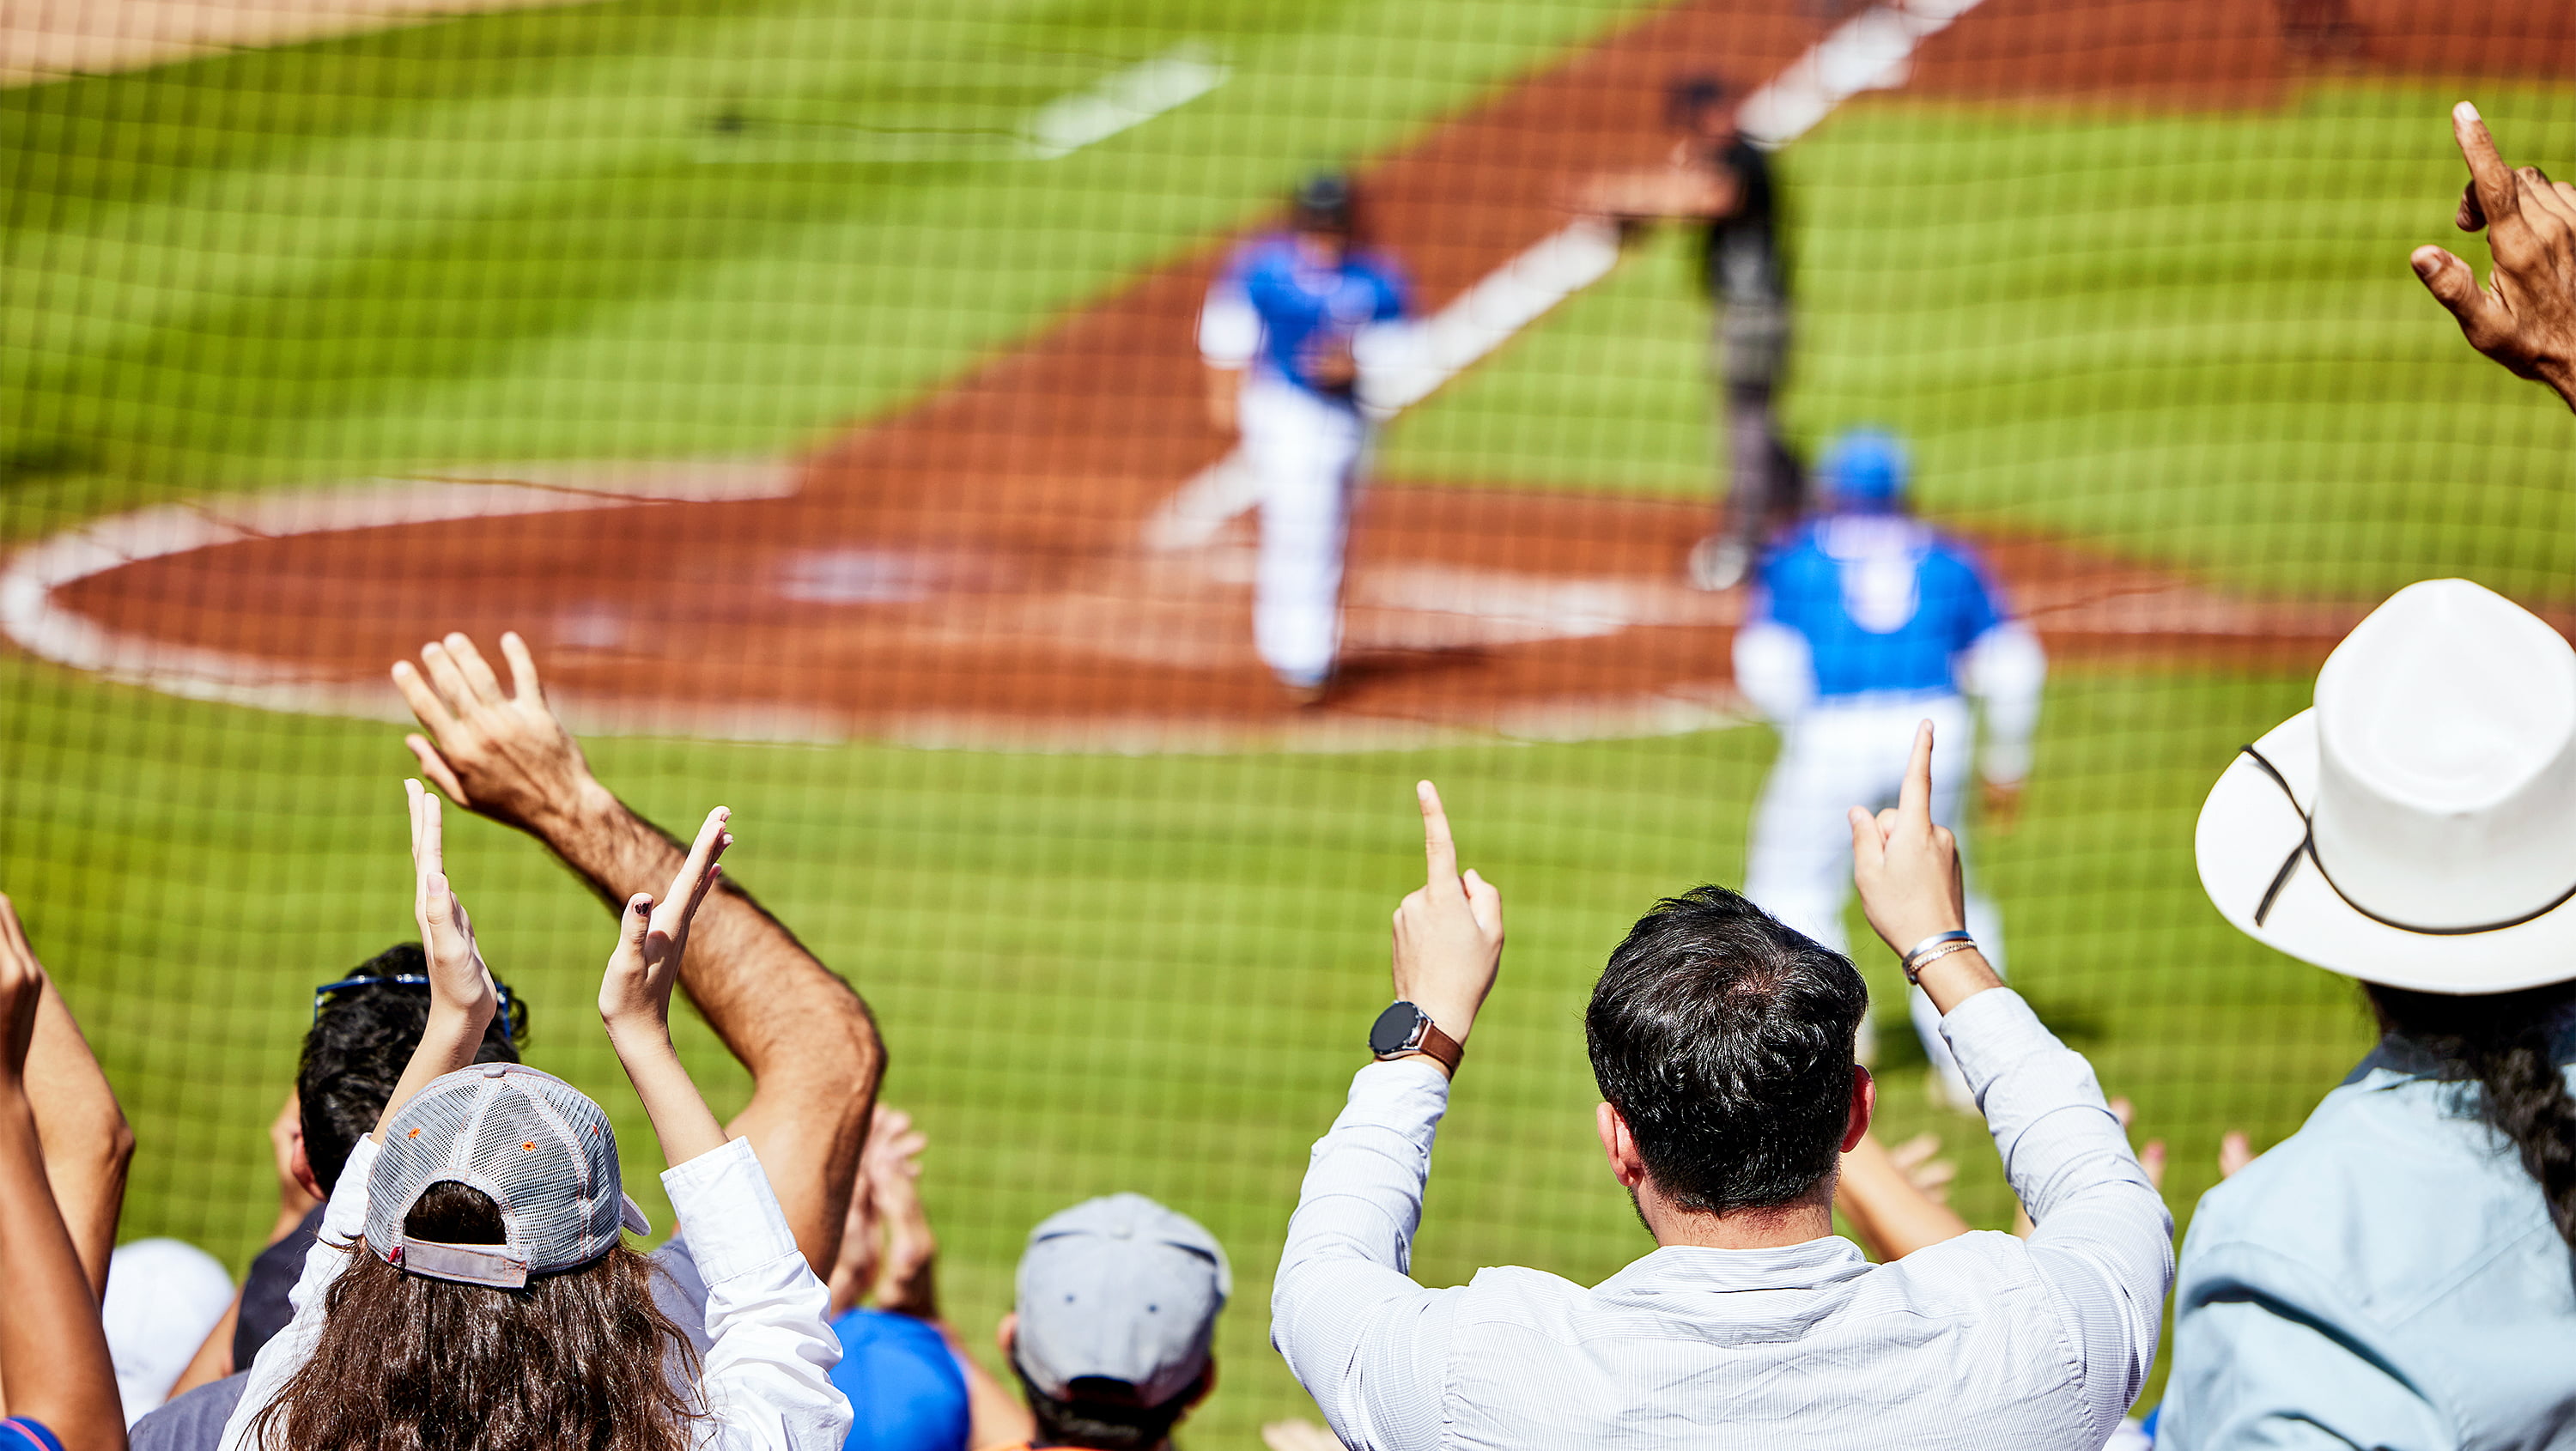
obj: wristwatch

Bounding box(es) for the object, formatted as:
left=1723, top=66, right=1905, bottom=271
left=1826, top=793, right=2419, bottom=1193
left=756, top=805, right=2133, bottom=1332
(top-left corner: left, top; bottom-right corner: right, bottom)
left=1369, top=1001, right=1463, bottom=1075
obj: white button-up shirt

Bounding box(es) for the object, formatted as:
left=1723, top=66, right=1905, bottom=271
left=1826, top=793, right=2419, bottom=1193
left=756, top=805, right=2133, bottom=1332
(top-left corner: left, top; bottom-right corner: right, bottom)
left=1272, top=988, right=2173, bottom=1451
left=220, top=1135, right=850, bottom=1451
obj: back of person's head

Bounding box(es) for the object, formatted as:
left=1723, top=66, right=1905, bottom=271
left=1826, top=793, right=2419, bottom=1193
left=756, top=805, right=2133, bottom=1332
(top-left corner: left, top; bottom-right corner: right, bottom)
left=1820, top=428, right=1909, bottom=514
left=299, top=944, right=523, bottom=1195
left=253, top=1065, right=692, bottom=1451
left=1288, top=171, right=1357, bottom=241
left=1009, top=1193, right=1229, bottom=1450
left=1586, top=886, right=1868, bottom=1215
left=1666, top=73, right=1735, bottom=132
left=2365, top=980, right=2576, bottom=1258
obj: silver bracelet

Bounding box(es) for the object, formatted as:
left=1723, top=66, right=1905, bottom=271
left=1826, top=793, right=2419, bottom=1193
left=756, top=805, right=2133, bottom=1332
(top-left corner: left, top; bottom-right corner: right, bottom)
left=1903, top=938, right=1978, bottom=986
left=1901, top=930, right=1972, bottom=966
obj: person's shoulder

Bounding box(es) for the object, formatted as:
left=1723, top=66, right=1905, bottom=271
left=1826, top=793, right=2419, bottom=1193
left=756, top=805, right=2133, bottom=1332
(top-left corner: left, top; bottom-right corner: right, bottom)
left=1350, top=247, right=1409, bottom=292
left=1451, top=1262, right=1596, bottom=1326
left=1230, top=234, right=1297, bottom=276
left=2179, top=1072, right=2547, bottom=1313
left=830, top=1304, right=950, bottom=1355
left=131, top=1373, right=252, bottom=1451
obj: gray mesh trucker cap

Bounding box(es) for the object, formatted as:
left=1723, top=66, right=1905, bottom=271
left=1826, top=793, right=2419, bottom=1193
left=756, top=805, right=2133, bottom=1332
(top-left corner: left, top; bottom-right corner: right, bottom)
left=364, top=1063, right=649, bottom=1289
left=1012, top=1193, right=1230, bottom=1409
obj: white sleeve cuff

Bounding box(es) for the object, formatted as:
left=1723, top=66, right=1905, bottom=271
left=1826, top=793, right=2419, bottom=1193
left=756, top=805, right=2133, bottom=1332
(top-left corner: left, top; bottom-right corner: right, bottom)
left=661, top=1137, right=799, bottom=1286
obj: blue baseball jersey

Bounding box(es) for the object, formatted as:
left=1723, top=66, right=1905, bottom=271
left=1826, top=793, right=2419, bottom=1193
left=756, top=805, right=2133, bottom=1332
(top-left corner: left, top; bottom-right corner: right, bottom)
left=1751, top=514, right=2007, bottom=698
left=1213, top=234, right=1409, bottom=397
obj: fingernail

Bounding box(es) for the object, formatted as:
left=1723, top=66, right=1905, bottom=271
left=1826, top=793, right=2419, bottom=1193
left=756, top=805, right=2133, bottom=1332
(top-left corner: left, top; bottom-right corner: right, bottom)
left=2459, top=100, right=2481, bottom=124
left=2411, top=251, right=2439, bottom=278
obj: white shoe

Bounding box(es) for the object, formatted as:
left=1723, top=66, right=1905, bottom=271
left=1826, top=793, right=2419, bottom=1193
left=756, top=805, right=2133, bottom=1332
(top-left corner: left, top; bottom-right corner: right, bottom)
left=1687, top=536, right=1751, bottom=592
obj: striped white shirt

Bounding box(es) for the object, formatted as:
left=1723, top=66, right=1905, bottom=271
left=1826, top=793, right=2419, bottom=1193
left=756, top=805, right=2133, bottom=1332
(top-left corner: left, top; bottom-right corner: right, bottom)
left=1272, top=988, right=2172, bottom=1450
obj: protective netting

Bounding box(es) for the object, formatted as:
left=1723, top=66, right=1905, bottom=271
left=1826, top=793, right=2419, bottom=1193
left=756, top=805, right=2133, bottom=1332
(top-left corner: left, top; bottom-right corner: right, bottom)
left=3, top=0, right=2571, bottom=1431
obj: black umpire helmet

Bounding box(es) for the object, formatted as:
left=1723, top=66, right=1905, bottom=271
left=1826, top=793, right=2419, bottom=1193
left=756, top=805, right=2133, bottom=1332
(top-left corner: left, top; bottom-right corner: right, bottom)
left=1666, top=74, right=1735, bottom=131
left=1289, top=172, right=1357, bottom=234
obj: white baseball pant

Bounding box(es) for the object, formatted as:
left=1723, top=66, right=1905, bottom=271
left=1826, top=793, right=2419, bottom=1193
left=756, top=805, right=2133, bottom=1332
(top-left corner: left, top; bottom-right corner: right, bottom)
left=1741, top=690, right=2007, bottom=1096
left=1239, top=374, right=1365, bottom=688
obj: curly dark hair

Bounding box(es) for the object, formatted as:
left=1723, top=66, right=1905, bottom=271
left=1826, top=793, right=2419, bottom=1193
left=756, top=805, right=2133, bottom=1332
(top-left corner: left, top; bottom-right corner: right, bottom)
left=2366, top=980, right=2576, bottom=1261
left=1585, top=885, right=1868, bottom=1216
left=250, top=1181, right=700, bottom=1451
left=298, top=943, right=524, bottom=1193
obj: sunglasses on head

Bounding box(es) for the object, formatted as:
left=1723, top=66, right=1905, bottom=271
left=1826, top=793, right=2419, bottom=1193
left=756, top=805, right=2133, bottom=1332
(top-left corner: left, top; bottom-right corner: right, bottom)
left=313, top=974, right=519, bottom=1041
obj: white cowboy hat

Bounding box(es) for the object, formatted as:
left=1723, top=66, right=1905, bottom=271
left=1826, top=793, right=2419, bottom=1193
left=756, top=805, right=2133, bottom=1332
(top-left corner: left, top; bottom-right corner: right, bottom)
left=2196, top=579, right=2576, bottom=993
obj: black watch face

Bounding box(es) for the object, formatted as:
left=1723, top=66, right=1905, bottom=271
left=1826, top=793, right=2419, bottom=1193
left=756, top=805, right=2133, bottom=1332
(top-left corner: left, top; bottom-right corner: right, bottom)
left=1370, top=1001, right=1425, bottom=1056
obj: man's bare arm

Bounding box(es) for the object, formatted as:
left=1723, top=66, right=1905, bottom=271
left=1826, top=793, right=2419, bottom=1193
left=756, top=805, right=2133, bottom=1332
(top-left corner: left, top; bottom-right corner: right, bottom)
left=392, top=632, right=882, bottom=1275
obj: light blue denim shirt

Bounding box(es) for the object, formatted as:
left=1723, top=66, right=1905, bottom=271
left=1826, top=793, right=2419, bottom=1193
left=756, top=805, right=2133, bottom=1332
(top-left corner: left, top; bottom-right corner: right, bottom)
left=2163, top=1039, right=2576, bottom=1450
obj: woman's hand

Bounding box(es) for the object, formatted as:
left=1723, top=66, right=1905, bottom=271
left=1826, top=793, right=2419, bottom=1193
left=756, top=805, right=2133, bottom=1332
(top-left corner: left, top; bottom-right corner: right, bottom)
left=374, top=782, right=503, bottom=1140
left=409, top=778, right=498, bottom=1030
left=599, top=807, right=734, bottom=1168
left=598, top=806, right=731, bottom=1046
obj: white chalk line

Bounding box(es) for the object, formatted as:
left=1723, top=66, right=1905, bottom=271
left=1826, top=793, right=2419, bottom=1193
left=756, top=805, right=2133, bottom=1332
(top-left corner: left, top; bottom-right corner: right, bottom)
left=1140, top=0, right=1987, bottom=552
left=0, top=460, right=794, bottom=702
left=2, top=0, right=1984, bottom=752
left=696, top=44, right=1227, bottom=166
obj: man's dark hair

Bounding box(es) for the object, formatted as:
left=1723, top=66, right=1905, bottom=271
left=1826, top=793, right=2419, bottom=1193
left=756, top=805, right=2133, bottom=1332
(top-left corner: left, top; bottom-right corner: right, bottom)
left=297, top=943, right=524, bottom=1194
left=1011, top=1366, right=1202, bottom=1451
left=1585, top=885, right=1868, bottom=1216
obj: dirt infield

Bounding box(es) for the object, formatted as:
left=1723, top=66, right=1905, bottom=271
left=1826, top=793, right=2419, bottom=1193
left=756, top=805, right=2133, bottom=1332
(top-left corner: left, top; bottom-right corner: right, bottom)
left=1, top=0, right=589, bottom=87
left=21, top=0, right=2573, bottom=751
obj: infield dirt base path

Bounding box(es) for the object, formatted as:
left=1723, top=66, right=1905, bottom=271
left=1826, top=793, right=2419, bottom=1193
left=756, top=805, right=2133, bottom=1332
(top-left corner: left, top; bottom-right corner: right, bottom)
left=25, top=0, right=2576, bottom=750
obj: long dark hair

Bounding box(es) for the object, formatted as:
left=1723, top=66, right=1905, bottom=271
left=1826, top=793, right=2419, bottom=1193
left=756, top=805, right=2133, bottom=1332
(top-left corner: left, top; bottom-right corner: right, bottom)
left=2366, top=980, right=2576, bottom=1257
left=251, top=1181, right=703, bottom=1451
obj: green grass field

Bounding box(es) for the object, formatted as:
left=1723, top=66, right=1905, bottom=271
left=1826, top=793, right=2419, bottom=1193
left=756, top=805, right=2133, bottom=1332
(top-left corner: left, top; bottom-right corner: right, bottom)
left=1382, top=81, right=2576, bottom=599
left=3, top=0, right=2573, bottom=1434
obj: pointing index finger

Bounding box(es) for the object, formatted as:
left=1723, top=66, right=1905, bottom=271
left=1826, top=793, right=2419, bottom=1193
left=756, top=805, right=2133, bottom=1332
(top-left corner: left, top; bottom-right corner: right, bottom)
left=1896, top=719, right=1935, bottom=823
left=1418, top=780, right=1461, bottom=894
left=2455, top=100, right=2519, bottom=232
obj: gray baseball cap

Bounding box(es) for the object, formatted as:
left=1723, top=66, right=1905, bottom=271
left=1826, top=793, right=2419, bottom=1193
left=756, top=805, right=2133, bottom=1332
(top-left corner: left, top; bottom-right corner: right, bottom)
left=1012, top=1193, right=1230, bottom=1409
left=364, top=1062, right=649, bottom=1289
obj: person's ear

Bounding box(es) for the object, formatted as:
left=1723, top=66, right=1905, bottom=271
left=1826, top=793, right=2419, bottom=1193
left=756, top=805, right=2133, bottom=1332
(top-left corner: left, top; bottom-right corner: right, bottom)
left=1842, top=1066, right=1875, bottom=1154
left=1596, top=1102, right=1647, bottom=1190
left=996, top=1312, right=1018, bottom=1358
left=289, top=1132, right=325, bottom=1204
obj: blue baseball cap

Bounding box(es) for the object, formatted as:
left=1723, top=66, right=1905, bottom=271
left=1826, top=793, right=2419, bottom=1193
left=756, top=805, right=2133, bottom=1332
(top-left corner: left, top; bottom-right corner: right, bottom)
left=1822, top=428, right=1910, bottom=509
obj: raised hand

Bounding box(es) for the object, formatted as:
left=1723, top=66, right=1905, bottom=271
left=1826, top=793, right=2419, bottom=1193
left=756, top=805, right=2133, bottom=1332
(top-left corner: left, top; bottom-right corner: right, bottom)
left=0, top=895, right=46, bottom=1089
left=1849, top=723, right=2000, bottom=1015
left=406, top=779, right=497, bottom=1029
left=599, top=806, right=732, bottom=1041
left=375, top=783, right=503, bottom=1139
left=1389, top=781, right=1504, bottom=1051
left=599, top=808, right=734, bottom=1169
left=2411, top=101, right=2576, bottom=410
left=393, top=631, right=603, bottom=832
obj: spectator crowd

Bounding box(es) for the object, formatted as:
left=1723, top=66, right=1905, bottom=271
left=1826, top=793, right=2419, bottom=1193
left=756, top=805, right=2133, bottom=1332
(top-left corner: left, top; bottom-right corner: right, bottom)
left=3, top=101, right=2573, bottom=1451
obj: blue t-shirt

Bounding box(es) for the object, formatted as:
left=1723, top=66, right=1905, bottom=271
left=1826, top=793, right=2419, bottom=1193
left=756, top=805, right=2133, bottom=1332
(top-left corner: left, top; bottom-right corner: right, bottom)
left=1216, top=235, right=1408, bottom=397
left=1751, top=513, right=2004, bottom=699
left=827, top=1308, right=970, bottom=1451
left=2, top=1419, right=64, bottom=1451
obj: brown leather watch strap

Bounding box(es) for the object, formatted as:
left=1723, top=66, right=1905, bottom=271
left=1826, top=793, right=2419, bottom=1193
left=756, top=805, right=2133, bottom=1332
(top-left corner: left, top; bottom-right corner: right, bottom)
left=1389, top=1017, right=1464, bottom=1076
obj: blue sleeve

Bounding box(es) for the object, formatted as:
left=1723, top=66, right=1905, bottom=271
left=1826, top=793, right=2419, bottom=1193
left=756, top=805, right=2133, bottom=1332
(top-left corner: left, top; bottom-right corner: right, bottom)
left=828, top=1309, right=970, bottom=1451
left=1370, top=254, right=1411, bottom=320
left=1935, top=543, right=2003, bottom=648
left=0, top=1420, right=65, bottom=1451
left=2162, top=1241, right=2448, bottom=1451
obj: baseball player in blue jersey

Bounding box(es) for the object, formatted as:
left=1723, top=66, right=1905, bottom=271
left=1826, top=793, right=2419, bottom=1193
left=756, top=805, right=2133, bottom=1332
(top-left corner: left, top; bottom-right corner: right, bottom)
left=1734, top=428, right=2047, bottom=1108
left=1199, top=174, right=1414, bottom=704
